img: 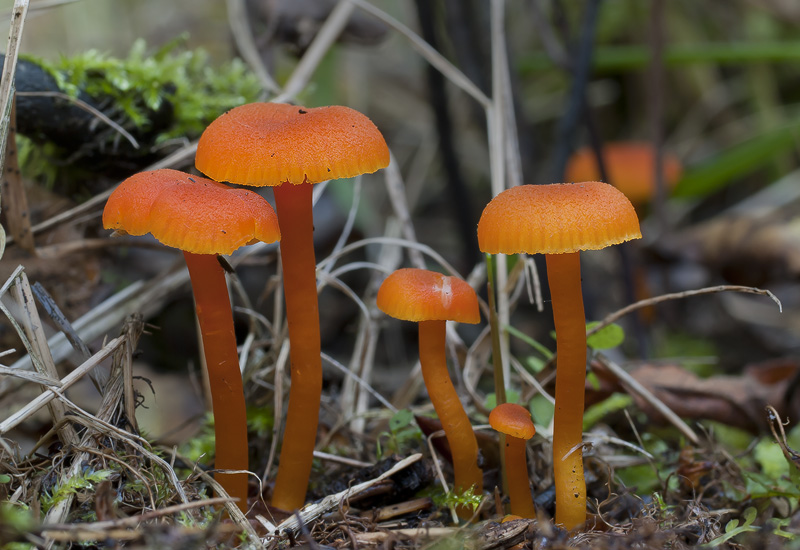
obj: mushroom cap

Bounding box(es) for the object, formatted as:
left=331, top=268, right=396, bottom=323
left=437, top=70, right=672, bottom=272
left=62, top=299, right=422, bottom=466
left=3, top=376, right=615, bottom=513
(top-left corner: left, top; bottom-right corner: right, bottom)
left=489, top=403, right=535, bottom=440
left=103, top=168, right=281, bottom=255
left=376, top=268, right=480, bottom=324
left=195, top=102, right=390, bottom=186
left=566, top=142, right=683, bottom=205
left=477, top=182, right=642, bottom=255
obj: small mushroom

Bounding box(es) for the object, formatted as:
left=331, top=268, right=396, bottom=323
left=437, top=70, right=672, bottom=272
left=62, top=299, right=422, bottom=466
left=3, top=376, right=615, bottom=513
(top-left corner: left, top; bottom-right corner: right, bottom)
left=103, top=168, right=281, bottom=513
left=566, top=142, right=682, bottom=207
left=196, top=102, right=389, bottom=511
left=489, top=403, right=536, bottom=519
left=377, top=268, right=482, bottom=517
left=478, top=182, right=641, bottom=529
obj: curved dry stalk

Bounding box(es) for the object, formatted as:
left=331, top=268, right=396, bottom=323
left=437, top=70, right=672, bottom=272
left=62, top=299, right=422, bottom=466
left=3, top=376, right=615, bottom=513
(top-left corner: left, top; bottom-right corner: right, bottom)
left=587, top=284, right=783, bottom=337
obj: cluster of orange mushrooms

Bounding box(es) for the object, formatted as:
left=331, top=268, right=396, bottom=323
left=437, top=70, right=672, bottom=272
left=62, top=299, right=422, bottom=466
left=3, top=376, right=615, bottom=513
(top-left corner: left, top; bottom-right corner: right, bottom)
left=102, top=102, right=663, bottom=530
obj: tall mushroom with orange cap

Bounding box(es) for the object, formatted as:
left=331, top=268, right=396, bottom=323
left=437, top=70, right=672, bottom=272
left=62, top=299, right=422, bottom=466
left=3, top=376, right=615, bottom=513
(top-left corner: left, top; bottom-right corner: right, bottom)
left=195, top=102, right=390, bottom=511
left=565, top=142, right=682, bottom=206
left=478, top=182, right=641, bottom=529
left=377, top=268, right=483, bottom=516
left=489, top=403, right=536, bottom=519
left=103, top=168, right=281, bottom=513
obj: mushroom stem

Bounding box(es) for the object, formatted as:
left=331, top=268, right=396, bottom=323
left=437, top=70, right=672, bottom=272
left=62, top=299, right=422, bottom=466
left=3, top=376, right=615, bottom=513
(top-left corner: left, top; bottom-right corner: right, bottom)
left=418, top=319, right=483, bottom=516
left=270, top=181, right=323, bottom=512
left=545, top=252, right=587, bottom=530
left=184, top=252, right=249, bottom=514
left=504, top=435, right=536, bottom=519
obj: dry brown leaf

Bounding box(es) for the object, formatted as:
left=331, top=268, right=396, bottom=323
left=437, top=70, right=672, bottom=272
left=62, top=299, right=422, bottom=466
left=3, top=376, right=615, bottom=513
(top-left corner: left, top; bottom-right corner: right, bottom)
left=587, top=359, right=800, bottom=433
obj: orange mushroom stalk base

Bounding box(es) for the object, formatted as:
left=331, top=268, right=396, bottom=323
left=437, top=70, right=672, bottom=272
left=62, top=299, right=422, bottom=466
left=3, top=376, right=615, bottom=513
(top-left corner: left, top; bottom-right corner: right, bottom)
left=270, top=181, right=323, bottom=512
left=546, top=252, right=587, bottom=530
left=418, top=319, right=483, bottom=517
left=184, top=252, right=249, bottom=514
left=504, top=436, right=536, bottom=519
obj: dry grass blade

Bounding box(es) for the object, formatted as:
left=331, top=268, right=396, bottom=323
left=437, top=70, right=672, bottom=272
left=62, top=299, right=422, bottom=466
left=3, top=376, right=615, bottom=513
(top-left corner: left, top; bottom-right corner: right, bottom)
left=38, top=497, right=232, bottom=539
left=595, top=353, right=701, bottom=445
left=0, top=0, right=30, bottom=259
left=485, top=0, right=512, bottom=403
left=382, top=155, right=426, bottom=269
left=0, top=336, right=123, bottom=434
left=317, top=236, right=461, bottom=279
left=10, top=270, right=79, bottom=445
left=0, top=365, right=57, bottom=384
left=352, top=527, right=457, bottom=546
left=225, top=0, right=279, bottom=94
left=349, top=0, right=489, bottom=108
left=0, top=0, right=28, bottom=158
left=3, top=101, right=35, bottom=253
left=9, top=266, right=189, bottom=372
left=40, top=317, right=151, bottom=548
left=185, top=466, right=261, bottom=546
left=272, top=0, right=355, bottom=103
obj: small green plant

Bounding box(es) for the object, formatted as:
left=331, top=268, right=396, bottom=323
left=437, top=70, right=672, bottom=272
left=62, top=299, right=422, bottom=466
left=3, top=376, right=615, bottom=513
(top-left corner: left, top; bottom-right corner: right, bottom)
left=40, top=469, right=113, bottom=513
left=0, top=501, right=35, bottom=550
left=434, top=485, right=483, bottom=513
left=376, top=409, right=423, bottom=459
left=705, top=507, right=759, bottom=547
left=180, top=412, right=216, bottom=465
left=247, top=406, right=274, bottom=438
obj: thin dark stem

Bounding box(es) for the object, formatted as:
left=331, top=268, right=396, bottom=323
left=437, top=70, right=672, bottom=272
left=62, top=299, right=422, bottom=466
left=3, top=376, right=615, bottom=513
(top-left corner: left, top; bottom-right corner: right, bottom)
left=414, top=0, right=480, bottom=271
left=584, top=110, right=649, bottom=358
left=648, top=0, right=667, bottom=233
left=550, top=0, right=603, bottom=182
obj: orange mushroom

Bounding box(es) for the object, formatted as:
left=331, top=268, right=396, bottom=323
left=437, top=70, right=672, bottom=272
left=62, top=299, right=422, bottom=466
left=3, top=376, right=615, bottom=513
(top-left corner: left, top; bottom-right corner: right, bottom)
left=565, top=142, right=682, bottom=206
left=377, top=268, right=482, bottom=516
left=478, top=182, right=640, bottom=529
left=103, top=168, right=281, bottom=513
left=489, top=403, right=536, bottom=519
left=196, top=102, right=389, bottom=511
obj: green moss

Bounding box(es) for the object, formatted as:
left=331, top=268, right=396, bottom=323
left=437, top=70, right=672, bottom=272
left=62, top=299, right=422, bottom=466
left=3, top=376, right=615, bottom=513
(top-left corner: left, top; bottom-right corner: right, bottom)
left=27, top=36, right=262, bottom=144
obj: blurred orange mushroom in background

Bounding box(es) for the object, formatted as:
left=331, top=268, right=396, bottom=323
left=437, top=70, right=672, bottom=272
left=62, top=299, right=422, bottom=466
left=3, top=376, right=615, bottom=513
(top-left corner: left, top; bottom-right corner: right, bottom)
left=565, top=142, right=682, bottom=206
left=377, top=268, right=483, bottom=518
left=478, top=182, right=640, bottom=530
left=196, top=102, right=389, bottom=512
left=489, top=403, right=536, bottom=519
left=103, top=168, right=281, bottom=513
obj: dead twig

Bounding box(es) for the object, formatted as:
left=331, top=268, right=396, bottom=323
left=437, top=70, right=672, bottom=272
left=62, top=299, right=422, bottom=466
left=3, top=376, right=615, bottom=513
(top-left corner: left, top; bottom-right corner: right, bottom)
left=587, top=284, right=783, bottom=337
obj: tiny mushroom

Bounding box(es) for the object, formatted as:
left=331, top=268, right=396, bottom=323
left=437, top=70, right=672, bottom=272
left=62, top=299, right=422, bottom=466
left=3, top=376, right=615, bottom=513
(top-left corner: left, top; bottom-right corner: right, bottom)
left=377, top=268, right=483, bottom=516
left=103, top=168, right=281, bottom=513
left=196, top=102, right=389, bottom=511
left=489, top=403, right=536, bottom=519
left=478, top=182, right=641, bottom=530
left=565, top=142, right=683, bottom=206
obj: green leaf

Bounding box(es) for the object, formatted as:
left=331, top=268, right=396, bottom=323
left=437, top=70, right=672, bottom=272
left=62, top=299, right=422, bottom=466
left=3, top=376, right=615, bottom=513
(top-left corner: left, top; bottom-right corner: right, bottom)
left=524, top=355, right=546, bottom=374
left=389, top=409, right=414, bottom=432
left=583, top=393, right=633, bottom=430
left=485, top=390, right=519, bottom=411
left=528, top=394, right=554, bottom=427
left=674, top=121, right=800, bottom=198
left=505, top=324, right=554, bottom=359
left=0, top=473, right=10, bottom=483
left=706, top=507, right=759, bottom=547
left=586, top=321, right=625, bottom=349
